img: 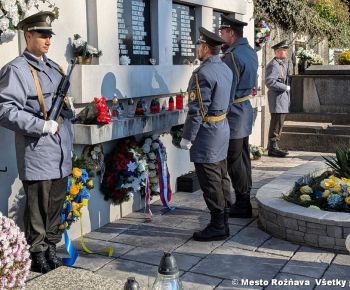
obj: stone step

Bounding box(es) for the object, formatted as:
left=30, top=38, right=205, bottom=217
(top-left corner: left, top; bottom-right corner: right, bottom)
left=286, top=113, right=350, bottom=125
left=279, top=131, right=350, bottom=153
left=283, top=122, right=350, bottom=135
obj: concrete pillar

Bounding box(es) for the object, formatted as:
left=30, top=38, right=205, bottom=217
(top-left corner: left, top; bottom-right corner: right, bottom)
left=150, top=0, right=172, bottom=65
left=195, top=6, right=213, bottom=35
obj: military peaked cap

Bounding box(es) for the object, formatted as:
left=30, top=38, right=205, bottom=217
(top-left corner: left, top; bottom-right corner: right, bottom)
left=271, top=40, right=289, bottom=50
left=197, top=27, right=225, bottom=47
left=17, top=11, right=55, bottom=34
left=219, top=14, right=247, bottom=32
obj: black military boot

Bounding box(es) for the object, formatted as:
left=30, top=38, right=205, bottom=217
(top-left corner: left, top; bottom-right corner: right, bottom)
left=45, top=243, right=63, bottom=269
left=230, top=195, right=252, bottom=218
left=268, top=141, right=288, bottom=158
left=224, top=208, right=230, bottom=237
left=31, top=251, right=52, bottom=273
left=193, top=212, right=227, bottom=242
left=275, top=141, right=289, bottom=155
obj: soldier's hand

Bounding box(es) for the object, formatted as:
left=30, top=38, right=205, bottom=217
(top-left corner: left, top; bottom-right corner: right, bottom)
left=180, top=138, right=192, bottom=150
left=43, top=120, right=59, bottom=135
left=286, top=85, right=291, bottom=92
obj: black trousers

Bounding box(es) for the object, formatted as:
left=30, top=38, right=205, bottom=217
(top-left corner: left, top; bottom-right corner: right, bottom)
left=268, top=113, right=287, bottom=143
left=227, top=137, right=252, bottom=198
left=194, top=159, right=232, bottom=214
left=23, top=177, right=67, bottom=253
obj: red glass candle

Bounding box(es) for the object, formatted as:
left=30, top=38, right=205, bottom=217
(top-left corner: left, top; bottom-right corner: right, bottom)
left=168, top=96, right=174, bottom=111
left=176, top=94, right=183, bottom=110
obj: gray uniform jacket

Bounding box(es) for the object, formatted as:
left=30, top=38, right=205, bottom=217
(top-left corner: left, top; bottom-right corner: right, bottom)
left=0, top=51, right=73, bottom=181
left=182, top=55, right=233, bottom=163
left=222, top=38, right=258, bottom=139
left=265, top=58, right=290, bottom=113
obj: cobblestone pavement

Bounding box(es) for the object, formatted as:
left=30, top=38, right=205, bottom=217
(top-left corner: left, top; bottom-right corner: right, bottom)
left=26, top=152, right=350, bottom=290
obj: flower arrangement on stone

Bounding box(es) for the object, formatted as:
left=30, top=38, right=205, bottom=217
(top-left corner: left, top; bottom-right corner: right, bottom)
left=170, top=125, right=183, bottom=149
left=284, top=148, right=350, bottom=212
left=296, top=47, right=323, bottom=73
left=249, top=144, right=264, bottom=160
left=0, top=0, right=58, bottom=44
left=101, top=138, right=148, bottom=204
left=0, top=212, right=31, bottom=290
left=254, top=19, right=271, bottom=51
left=337, top=50, right=350, bottom=65
left=60, top=161, right=94, bottom=230
left=72, top=34, right=102, bottom=59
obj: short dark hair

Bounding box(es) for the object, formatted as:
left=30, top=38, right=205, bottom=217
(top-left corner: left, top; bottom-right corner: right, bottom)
left=205, top=44, right=221, bottom=55
left=232, top=28, right=243, bottom=38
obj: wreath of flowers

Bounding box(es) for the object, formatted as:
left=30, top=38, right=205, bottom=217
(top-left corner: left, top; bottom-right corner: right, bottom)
left=101, top=138, right=148, bottom=204
left=249, top=144, right=264, bottom=160
left=142, top=134, right=164, bottom=195
left=0, top=212, right=31, bottom=290
left=60, top=159, right=94, bottom=230
left=255, top=19, right=271, bottom=51
left=284, top=171, right=350, bottom=212
left=0, top=0, right=58, bottom=44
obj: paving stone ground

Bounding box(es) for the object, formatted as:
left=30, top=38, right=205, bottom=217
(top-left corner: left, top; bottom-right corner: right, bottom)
left=26, top=152, right=350, bottom=290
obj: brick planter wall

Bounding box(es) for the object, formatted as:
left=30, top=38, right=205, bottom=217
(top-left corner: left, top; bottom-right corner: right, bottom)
left=256, top=161, right=350, bottom=253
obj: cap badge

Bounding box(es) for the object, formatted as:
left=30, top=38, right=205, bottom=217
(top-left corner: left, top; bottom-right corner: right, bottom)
left=46, top=16, right=51, bottom=25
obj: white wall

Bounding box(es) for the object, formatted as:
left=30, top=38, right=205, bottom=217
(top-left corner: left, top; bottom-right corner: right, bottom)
left=0, top=0, right=261, bottom=241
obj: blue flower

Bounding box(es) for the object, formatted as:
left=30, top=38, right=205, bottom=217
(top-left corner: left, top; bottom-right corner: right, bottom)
left=315, top=190, right=323, bottom=199
left=81, top=169, right=89, bottom=183
left=327, top=193, right=343, bottom=208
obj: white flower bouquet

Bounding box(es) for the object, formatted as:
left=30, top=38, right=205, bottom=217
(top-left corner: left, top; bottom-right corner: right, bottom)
left=0, top=212, right=31, bottom=290
left=0, top=0, right=57, bottom=44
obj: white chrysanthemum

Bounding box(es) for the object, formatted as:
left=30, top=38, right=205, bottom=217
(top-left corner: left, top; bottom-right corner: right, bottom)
left=17, top=0, right=27, bottom=13
left=26, top=0, right=37, bottom=11
left=119, top=55, right=130, bottom=65
left=73, top=37, right=86, bottom=48
left=7, top=4, right=19, bottom=25
left=152, top=143, right=159, bottom=150
left=142, top=144, right=150, bottom=154
left=0, top=18, right=10, bottom=31
left=144, top=138, right=152, bottom=145
left=308, top=205, right=321, bottom=210
left=1, top=0, right=16, bottom=12
left=152, top=134, right=159, bottom=140
left=0, top=29, right=15, bottom=43
left=87, top=44, right=98, bottom=54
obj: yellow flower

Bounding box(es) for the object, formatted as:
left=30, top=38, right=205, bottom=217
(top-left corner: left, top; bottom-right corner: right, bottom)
left=345, top=196, right=350, bottom=205
left=322, top=190, right=331, bottom=198
left=78, top=182, right=84, bottom=189
left=333, top=184, right=342, bottom=193
left=59, top=224, right=65, bottom=230
left=69, top=184, right=80, bottom=195
left=72, top=167, right=82, bottom=178
left=86, top=179, right=94, bottom=189
left=82, top=199, right=89, bottom=206
left=324, top=180, right=335, bottom=188
left=347, top=186, right=350, bottom=193
left=342, top=178, right=350, bottom=185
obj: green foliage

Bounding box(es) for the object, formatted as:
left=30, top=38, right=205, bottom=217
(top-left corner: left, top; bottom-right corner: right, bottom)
left=254, top=0, right=350, bottom=48
left=323, top=148, right=350, bottom=178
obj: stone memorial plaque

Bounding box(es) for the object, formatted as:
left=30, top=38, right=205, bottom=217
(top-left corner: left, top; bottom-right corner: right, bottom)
left=212, top=10, right=222, bottom=34
left=172, top=3, right=196, bottom=65
left=118, top=0, right=152, bottom=65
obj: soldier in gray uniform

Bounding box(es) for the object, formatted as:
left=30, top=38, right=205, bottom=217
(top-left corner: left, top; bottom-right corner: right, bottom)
left=0, top=12, right=73, bottom=273
left=219, top=14, right=258, bottom=218
left=265, top=40, right=290, bottom=157
left=180, top=27, right=233, bottom=241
